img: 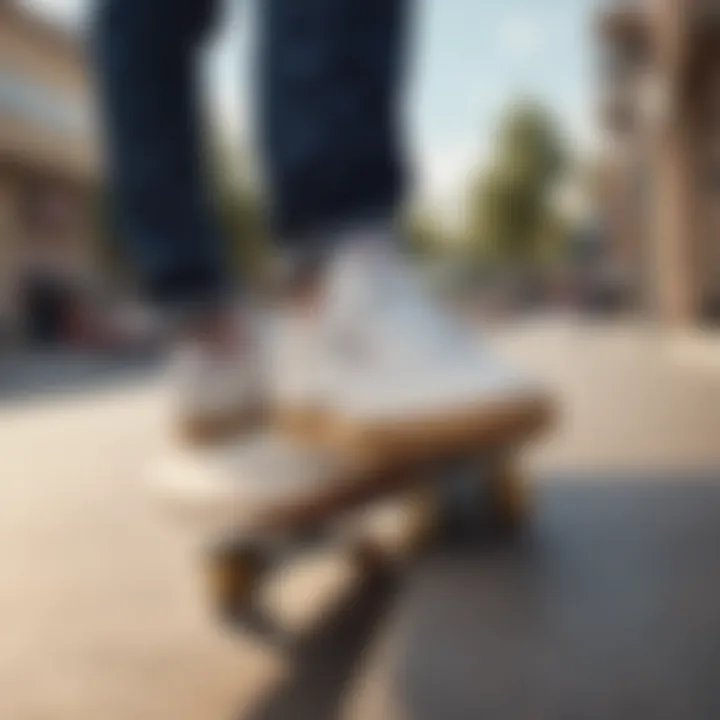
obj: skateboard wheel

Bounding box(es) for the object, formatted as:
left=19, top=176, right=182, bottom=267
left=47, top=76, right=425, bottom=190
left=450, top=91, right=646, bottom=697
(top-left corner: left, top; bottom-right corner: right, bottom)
left=351, top=541, right=392, bottom=575
left=489, top=463, right=530, bottom=532
left=435, top=458, right=486, bottom=537
left=402, top=494, right=441, bottom=554
left=205, top=544, right=264, bottom=621
left=349, top=491, right=438, bottom=573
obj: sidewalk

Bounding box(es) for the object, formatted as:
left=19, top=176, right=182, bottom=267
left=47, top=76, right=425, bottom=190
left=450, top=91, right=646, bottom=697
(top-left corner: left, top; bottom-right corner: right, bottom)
left=664, top=327, right=720, bottom=374
left=2, top=318, right=720, bottom=719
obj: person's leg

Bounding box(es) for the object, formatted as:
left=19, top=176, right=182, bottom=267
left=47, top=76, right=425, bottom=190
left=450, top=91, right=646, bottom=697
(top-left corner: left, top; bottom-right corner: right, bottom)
left=254, top=0, right=418, bottom=430
left=94, top=0, right=229, bottom=316
left=257, top=0, right=411, bottom=259
left=94, top=0, right=263, bottom=443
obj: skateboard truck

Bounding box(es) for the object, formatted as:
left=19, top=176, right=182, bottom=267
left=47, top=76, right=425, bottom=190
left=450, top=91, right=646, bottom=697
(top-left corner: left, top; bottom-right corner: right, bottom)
left=151, top=389, right=552, bottom=639
left=199, top=449, right=531, bottom=639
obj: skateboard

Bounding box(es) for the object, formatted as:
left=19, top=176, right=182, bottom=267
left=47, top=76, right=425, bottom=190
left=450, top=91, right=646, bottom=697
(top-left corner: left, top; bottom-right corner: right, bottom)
left=149, top=391, right=552, bottom=637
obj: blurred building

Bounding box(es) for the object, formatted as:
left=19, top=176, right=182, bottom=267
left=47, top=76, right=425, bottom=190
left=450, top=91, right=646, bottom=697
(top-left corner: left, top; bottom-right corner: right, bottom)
left=599, top=0, right=720, bottom=326
left=0, top=1, right=100, bottom=345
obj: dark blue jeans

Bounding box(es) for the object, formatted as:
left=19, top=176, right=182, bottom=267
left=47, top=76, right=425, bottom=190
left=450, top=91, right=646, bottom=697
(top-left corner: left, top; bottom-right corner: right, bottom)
left=94, top=0, right=409, bottom=309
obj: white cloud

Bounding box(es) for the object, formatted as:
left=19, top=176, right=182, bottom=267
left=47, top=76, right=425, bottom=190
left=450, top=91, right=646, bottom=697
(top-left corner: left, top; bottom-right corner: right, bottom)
left=414, top=136, right=487, bottom=231
left=419, top=140, right=482, bottom=196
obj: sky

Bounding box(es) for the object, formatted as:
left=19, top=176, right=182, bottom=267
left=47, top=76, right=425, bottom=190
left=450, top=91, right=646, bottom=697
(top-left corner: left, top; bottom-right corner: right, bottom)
left=22, top=0, right=600, bottom=206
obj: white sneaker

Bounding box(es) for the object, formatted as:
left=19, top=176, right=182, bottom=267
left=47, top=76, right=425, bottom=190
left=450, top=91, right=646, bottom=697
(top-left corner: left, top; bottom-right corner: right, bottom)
left=170, top=313, right=265, bottom=444
left=149, top=432, right=350, bottom=540
left=265, top=301, right=338, bottom=442
left=271, top=236, right=551, bottom=456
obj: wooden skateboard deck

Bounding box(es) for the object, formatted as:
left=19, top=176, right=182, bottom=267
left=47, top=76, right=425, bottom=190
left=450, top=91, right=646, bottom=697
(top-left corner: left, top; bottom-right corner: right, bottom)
left=149, top=392, right=553, bottom=636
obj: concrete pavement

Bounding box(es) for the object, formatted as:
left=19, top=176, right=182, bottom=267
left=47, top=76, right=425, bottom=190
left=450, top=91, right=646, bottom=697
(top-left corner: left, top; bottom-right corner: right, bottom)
left=2, top=319, right=720, bottom=719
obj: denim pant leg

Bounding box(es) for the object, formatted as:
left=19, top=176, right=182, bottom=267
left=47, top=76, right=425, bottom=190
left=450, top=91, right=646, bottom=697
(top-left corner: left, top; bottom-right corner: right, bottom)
left=257, top=0, right=411, bottom=249
left=93, top=0, right=230, bottom=311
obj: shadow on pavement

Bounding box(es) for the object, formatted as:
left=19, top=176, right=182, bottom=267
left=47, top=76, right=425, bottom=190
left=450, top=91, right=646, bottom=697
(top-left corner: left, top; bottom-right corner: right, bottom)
left=238, top=474, right=720, bottom=719
left=386, top=473, right=720, bottom=720
left=242, top=572, right=399, bottom=720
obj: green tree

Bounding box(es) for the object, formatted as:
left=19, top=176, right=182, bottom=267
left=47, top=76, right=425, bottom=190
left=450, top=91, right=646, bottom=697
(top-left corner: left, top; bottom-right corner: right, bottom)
left=217, top=177, right=269, bottom=284
left=213, top=147, right=270, bottom=288
left=469, top=99, right=566, bottom=267
left=404, top=207, right=446, bottom=257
